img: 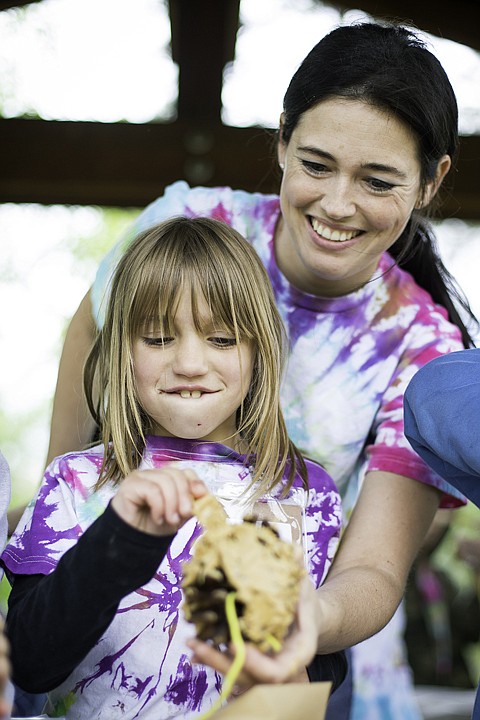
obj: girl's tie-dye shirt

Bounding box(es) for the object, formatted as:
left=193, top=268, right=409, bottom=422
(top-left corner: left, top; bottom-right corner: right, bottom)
left=2, top=436, right=341, bottom=720
left=93, top=180, right=466, bottom=511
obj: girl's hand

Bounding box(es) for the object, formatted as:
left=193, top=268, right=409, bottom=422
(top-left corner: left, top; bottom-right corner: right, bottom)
left=111, top=467, right=208, bottom=536
left=188, top=575, right=320, bottom=690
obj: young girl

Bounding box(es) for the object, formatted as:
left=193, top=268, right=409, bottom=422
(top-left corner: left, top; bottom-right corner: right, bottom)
left=1, top=217, right=342, bottom=720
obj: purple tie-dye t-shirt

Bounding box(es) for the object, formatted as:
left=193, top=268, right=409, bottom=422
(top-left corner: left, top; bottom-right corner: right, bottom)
left=92, top=181, right=466, bottom=514
left=2, top=436, right=341, bottom=720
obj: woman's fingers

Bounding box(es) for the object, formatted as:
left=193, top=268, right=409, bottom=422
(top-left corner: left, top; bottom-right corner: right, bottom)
left=188, top=638, right=305, bottom=686
left=188, top=576, right=320, bottom=685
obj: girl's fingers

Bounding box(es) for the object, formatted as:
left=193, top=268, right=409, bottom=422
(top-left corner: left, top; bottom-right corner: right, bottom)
left=112, top=467, right=208, bottom=533
left=149, top=468, right=206, bottom=522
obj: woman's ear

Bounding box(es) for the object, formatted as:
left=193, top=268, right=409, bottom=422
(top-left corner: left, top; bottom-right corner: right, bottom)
left=277, top=113, right=287, bottom=170
left=418, top=154, right=452, bottom=208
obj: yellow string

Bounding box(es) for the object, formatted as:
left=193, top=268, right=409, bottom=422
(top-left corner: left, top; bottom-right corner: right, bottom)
left=265, top=633, right=282, bottom=652
left=198, top=591, right=246, bottom=720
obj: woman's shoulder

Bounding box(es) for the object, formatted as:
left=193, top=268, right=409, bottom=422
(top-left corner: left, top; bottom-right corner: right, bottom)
left=158, top=180, right=280, bottom=232
left=379, top=255, right=463, bottom=340
left=381, top=254, right=445, bottom=311
left=92, top=182, right=280, bottom=326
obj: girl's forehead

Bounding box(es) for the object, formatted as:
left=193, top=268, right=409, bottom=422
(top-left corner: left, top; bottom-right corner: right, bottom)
left=140, top=286, right=219, bottom=326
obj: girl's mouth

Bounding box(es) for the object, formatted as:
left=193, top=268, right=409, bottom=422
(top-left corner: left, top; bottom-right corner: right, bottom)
left=179, top=390, right=202, bottom=399
left=310, top=218, right=361, bottom=243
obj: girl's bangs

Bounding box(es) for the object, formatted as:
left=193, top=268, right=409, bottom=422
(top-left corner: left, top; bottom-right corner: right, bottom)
left=130, top=260, right=183, bottom=337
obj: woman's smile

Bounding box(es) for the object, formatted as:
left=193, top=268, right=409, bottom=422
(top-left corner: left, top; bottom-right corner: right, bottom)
left=276, top=97, right=424, bottom=297
left=309, top=217, right=363, bottom=245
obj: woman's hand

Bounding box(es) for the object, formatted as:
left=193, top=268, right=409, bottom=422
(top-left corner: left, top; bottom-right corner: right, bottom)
left=111, top=467, right=208, bottom=536
left=188, top=575, right=320, bottom=690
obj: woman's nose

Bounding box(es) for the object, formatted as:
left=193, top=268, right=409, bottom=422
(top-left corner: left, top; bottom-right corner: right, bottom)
left=319, top=177, right=356, bottom=220
left=172, top=336, right=209, bottom=377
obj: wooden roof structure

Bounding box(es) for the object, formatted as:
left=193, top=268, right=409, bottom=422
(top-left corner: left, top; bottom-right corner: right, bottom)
left=1, top=0, right=479, bottom=218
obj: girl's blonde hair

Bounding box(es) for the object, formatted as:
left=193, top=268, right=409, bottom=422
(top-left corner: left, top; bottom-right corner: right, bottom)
left=85, top=216, right=307, bottom=496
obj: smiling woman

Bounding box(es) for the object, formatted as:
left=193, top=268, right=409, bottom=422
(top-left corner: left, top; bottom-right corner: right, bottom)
left=275, top=97, right=451, bottom=297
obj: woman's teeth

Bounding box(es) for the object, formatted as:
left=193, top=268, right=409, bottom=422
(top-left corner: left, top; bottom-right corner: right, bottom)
left=180, top=390, right=202, bottom=399
left=311, top=219, right=358, bottom=242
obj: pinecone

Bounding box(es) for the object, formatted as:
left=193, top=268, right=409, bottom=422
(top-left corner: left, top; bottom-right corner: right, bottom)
left=182, top=495, right=305, bottom=652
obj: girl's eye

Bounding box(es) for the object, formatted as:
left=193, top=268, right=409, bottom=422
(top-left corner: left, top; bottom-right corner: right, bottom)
left=301, top=160, right=329, bottom=175
left=142, top=336, right=173, bottom=347
left=209, top=336, right=237, bottom=348
left=366, top=177, right=395, bottom=193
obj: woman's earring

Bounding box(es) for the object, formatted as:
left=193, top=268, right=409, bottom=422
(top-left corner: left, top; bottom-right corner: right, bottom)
left=279, top=162, right=285, bottom=171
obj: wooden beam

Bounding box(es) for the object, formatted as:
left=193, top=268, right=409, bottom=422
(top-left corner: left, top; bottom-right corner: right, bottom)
left=0, top=117, right=276, bottom=206
left=326, top=0, right=480, bottom=51
left=0, top=0, right=40, bottom=9
left=0, top=117, right=479, bottom=220
left=168, top=0, right=240, bottom=123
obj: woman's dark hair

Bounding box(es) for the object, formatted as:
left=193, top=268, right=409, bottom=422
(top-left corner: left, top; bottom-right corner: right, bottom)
left=281, top=21, right=477, bottom=347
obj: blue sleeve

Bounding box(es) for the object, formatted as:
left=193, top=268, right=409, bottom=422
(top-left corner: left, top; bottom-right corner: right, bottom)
left=404, top=349, right=480, bottom=506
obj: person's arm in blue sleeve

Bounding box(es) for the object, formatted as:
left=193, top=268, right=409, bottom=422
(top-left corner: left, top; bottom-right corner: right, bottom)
left=404, top=348, right=480, bottom=506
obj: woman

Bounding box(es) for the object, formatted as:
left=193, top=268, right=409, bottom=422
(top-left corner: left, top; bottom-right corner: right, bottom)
left=42, top=20, right=477, bottom=720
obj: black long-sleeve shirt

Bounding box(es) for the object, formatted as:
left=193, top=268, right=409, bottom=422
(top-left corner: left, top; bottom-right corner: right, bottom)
left=6, top=503, right=173, bottom=692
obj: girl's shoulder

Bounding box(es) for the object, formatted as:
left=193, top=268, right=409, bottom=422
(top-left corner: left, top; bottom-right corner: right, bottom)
left=303, top=456, right=340, bottom=498
left=46, top=444, right=106, bottom=491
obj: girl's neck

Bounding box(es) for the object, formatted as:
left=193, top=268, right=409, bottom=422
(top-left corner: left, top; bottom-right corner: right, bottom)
left=146, top=430, right=250, bottom=456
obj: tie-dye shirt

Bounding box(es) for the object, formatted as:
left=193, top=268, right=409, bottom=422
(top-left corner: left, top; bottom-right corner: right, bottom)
left=92, top=180, right=465, bottom=512
left=90, top=182, right=467, bottom=720
left=2, top=436, right=341, bottom=720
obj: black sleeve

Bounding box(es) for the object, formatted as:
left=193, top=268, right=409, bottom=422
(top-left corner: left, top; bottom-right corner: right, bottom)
left=6, top=502, right=174, bottom=693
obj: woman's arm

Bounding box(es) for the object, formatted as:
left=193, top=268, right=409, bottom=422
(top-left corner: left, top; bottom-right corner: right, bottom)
left=46, top=289, right=97, bottom=466
left=189, top=471, right=441, bottom=683
left=309, top=471, right=441, bottom=651
left=7, top=290, right=97, bottom=532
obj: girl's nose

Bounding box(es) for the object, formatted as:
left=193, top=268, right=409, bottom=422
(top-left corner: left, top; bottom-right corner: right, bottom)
left=172, top=336, right=209, bottom=377
left=319, top=178, right=356, bottom=220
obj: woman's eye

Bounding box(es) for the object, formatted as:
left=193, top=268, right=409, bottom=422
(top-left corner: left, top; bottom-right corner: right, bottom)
left=301, top=160, right=328, bottom=175
left=366, top=177, right=395, bottom=192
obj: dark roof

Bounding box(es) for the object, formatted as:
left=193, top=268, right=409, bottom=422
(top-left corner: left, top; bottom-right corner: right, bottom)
left=1, top=0, right=479, bottom=219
